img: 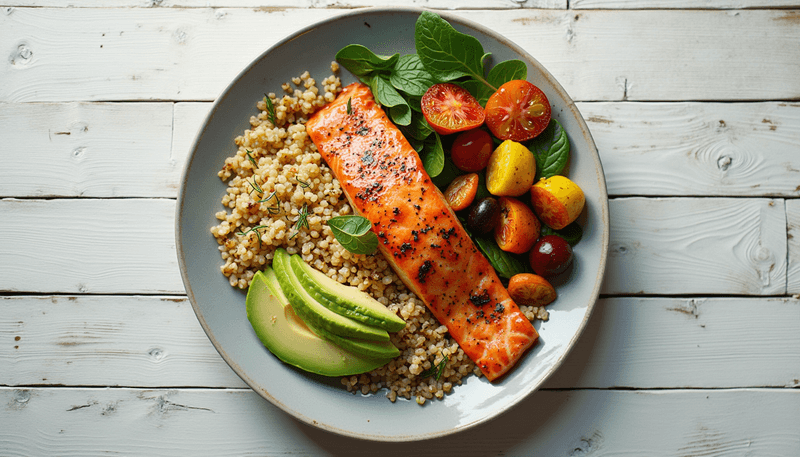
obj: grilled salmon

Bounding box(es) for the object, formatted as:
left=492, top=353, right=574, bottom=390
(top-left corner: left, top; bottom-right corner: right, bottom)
left=306, top=83, right=538, bottom=381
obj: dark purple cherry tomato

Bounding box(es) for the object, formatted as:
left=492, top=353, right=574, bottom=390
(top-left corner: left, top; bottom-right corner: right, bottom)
left=467, top=197, right=501, bottom=234
left=529, top=235, right=573, bottom=277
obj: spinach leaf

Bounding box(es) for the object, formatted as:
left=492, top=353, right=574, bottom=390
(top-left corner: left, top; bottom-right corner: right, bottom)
left=335, top=44, right=399, bottom=76
left=362, top=74, right=411, bottom=126
left=477, top=59, right=527, bottom=105
left=431, top=156, right=462, bottom=190
left=529, top=118, right=569, bottom=180
left=540, top=222, right=583, bottom=246
left=328, top=215, right=378, bottom=255
left=401, top=110, right=434, bottom=141
left=390, top=54, right=439, bottom=97
left=471, top=234, right=530, bottom=279
left=419, top=132, right=445, bottom=177
left=414, top=11, right=490, bottom=87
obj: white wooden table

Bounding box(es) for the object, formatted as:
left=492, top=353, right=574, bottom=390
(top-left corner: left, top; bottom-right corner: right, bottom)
left=2, top=1, right=799, bottom=455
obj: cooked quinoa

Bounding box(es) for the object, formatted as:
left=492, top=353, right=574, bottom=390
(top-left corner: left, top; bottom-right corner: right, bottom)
left=211, top=66, right=549, bottom=404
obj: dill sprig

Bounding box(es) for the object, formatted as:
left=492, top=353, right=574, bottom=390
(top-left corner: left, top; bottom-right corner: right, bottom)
left=295, top=177, right=310, bottom=189
left=419, top=355, right=449, bottom=381
left=247, top=177, right=263, bottom=194
left=236, top=225, right=269, bottom=249
left=258, top=191, right=281, bottom=215
left=244, top=149, right=258, bottom=169
left=289, top=203, right=309, bottom=239
left=264, top=93, right=277, bottom=126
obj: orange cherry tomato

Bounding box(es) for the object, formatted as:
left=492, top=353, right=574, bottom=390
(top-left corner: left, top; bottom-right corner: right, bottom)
left=507, top=273, right=557, bottom=307
left=421, top=83, right=485, bottom=136
left=444, top=173, right=479, bottom=211
left=485, top=80, right=551, bottom=142
left=450, top=129, right=493, bottom=172
left=493, top=197, right=541, bottom=254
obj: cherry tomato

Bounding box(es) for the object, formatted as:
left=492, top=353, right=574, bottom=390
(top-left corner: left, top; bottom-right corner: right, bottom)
left=529, top=235, right=573, bottom=277
left=485, top=80, right=551, bottom=142
left=494, top=197, right=540, bottom=254
left=450, top=129, right=493, bottom=172
left=421, top=83, right=485, bottom=136
left=444, top=173, right=479, bottom=211
left=507, top=273, right=557, bottom=306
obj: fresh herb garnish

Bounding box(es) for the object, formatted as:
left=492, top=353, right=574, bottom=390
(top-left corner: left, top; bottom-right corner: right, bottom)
left=245, top=149, right=258, bottom=169
left=290, top=203, right=310, bottom=239
left=263, top=94, right=277, bottom=126
left=247, top=177, right=263, bottom=194
left=529, top=118, right=570, bottom=181
left=328, top=215, right=378, bottom=255
left=420, top=355, right=449, bottom=380
left=296, top=177, right=310, bottom=189
left=346, top=97, right=352, bottom=115
left=258, top=191, right=281, bottom=215
left=236, top=225, right=269, bottom=249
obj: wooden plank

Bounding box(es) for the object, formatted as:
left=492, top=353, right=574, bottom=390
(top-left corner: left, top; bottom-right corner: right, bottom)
left=578, top=101, right=800, bottom=197
left=603, top=198, right=787, bottom=295
left=2, top=9, right=799, bottom=102
left=788, top=199, right=800, bottom=294
left=572, top=0, right=800, bottom=8
left=0, top=199, right=184, bottom=294
left=0, top=295, right=245, bottom=388
left=545, top=297, right=800, bottom=389
left=2, top=296, right=797, bottom=389
left=0, top=198, right=788, bottom=295
left=1, top=387, right=798, bottom=455
left=3, top=0, right=565, bottom=9
left=0, top=102, right=179, bottom=198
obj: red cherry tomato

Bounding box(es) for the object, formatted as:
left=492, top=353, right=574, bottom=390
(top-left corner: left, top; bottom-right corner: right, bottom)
left=421, top=83, right=485, bottom=136
left=485, top=80, right=551, bottom=142
left=529, top=235, right=573, bottom=277
left=450, top=129, right=493, bottom=172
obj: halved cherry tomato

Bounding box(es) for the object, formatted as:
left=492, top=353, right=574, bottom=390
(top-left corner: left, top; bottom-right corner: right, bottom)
left=444, top=173, right=479, bottom=211
left=507, top=273, right=557, bottom=306
left=485, top=80, right=551, bottom=142
left=451, top=129, right=493, bottom=172
left=494, top=197, right=540, bottom=254
left=421, top=83, right=485, bottom=135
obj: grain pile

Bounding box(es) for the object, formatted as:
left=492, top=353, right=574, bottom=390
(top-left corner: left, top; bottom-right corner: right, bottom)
left=211, top=67, right=548, bottom=404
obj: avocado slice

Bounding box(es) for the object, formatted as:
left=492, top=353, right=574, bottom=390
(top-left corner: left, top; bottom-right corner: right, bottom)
left=289, top=254, right=406, bottom=333
left=272, top=248, right=390, bottom=342
left=246, top=269, right=393, bottom=376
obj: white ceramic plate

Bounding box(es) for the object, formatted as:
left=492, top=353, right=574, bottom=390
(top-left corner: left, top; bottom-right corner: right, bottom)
left=176, top=7, right=608, bottom=442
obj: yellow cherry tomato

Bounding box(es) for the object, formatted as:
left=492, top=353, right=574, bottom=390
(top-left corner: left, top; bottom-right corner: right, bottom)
left=530, top=175, right=585, bottom=230
left=485, top=140, right=535, bottom=197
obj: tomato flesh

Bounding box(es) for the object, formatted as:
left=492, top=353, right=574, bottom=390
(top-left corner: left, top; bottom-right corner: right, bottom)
left=421, top=83, right=485, bottom=135
left=485, top=80, right=551, bottom=142
left=451, top=129, right=493, bottom=172
left=443, top=173, right=479, bottom=211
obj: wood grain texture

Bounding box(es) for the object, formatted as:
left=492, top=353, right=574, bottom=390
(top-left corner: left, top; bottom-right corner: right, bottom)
left=579, top=102, right=800, bottom=197
left=2, top=8, right=800, bottom=102
left=0, top=295, right=245, bottom=388
left=572, top=0, right=800, bottom=8
left=2, top=0, right=565, bottom=8
left=788, top=199, right=800, bottom=294
left=1, top=387, right=798, bottom=455
left=2, top=296, right=797, bottom=389
left=0, top=102, right=179, bottom=198
left=604, top=198, right=787, bottom=295
left=0, top=199, right=183, bottom=294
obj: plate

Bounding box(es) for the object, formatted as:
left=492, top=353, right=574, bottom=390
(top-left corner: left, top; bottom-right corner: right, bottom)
left=176, top=7, right=608, bottom=442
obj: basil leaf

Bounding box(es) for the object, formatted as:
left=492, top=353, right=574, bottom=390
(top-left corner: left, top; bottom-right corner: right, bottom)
left=478, top=60, right=527, bottom=105
left=401, top=110, right=434, bottom=141
left=370, top=75, right=406, bottom=108
left=540, top=222, right=583, bottom=246
left=389, top=104, right=412, bottom=126
left=336, top=44, right=399, bottom=76
left=415, top=11, right=487, bottom=83
left=419, top=132, right=445, bottom=177
left=529, top=118, right=569, bottom=180
left=472, top=235, right=529, bottom=279
left=328, top=215, right=378, bottom=255
left=391, top=54, right=439, bottom=97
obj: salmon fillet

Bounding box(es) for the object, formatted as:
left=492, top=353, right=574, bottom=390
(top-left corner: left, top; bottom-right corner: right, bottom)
left=306, top=83, right=538, bottom=381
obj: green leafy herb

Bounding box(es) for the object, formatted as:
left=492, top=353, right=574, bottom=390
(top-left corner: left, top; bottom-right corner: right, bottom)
left=263, top=94, right=277, bottom=126
left=247, top=177, right=263, bottom=194
left=335, top=44, right=399, bottom=76
left=290, top=204, right=310, bottom=239
left=237, top=225, right=269, bottom=249
left=346, top=97, right=352, bottom=115
left=390, top=54, right=439, bottom=97
left=430, top=156, right=462, bottom=190
left=244, top=149, right=258, bottom=169
left=529, top=118, right=570, bottom=180
left=420, top=355, right=449, bottom=380
left=296, top=178, right=310, bottom=189
left=364, top=74, right=411, bottom=126
left=414, top=11, right=492, bottom=89
left=419, top=131, right=445, bottom=177
left=478, top=59, right=528, bottom=105
left=401, top=111, right=435, bottom=142
left=257, top=191, right=281, bottom=215
left=328, top=215, right=378, bottom=255
left=472, top=234, right=530, bottom=279
left=540, top=222, right=583, bottom=246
